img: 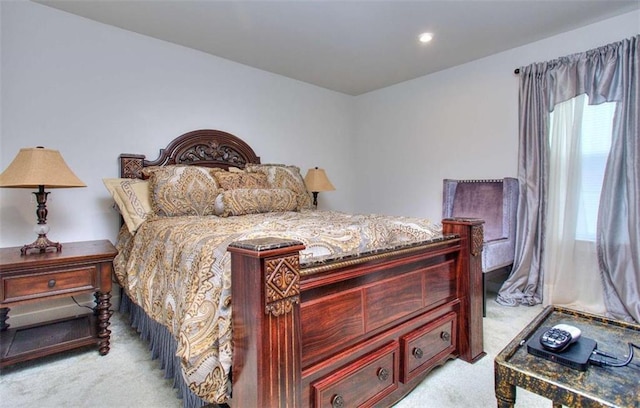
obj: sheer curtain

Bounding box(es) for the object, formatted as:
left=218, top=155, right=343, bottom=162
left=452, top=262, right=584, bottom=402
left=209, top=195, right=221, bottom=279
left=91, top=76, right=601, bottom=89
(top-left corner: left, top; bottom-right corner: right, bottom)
left=497, top=35, right=639, bottom=323
left=543, top=94, right=616, bottom=314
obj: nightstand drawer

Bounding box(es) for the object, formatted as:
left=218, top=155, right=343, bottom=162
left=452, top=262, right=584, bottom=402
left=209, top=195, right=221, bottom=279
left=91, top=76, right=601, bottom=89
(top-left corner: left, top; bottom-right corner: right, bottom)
left=2, top=266, right=98, bottom=304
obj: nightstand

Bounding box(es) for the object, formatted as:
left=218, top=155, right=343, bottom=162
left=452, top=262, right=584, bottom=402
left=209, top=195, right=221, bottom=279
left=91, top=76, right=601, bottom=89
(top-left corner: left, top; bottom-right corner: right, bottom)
left=0, top=240, right=117, bottom=367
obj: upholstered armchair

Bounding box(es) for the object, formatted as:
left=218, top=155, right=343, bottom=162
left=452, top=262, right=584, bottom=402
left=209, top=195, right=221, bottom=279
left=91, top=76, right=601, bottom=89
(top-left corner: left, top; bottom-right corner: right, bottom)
left=442, top=178, right=518, bottom=316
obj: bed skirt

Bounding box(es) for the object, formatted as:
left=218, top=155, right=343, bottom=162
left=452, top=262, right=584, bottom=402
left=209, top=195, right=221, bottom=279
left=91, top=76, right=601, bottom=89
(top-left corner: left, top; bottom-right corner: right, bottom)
left=119, top=294, right=216, bottom=408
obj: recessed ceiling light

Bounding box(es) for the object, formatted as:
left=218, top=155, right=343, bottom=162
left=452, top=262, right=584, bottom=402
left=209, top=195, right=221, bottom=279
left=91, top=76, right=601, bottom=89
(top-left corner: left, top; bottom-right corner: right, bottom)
left=419, top=32, right=434, bottom=43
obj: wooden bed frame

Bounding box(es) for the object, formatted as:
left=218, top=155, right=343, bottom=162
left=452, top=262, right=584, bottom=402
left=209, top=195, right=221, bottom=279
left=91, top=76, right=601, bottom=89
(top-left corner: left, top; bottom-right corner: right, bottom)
left=119, top=129, right=485, bottom=408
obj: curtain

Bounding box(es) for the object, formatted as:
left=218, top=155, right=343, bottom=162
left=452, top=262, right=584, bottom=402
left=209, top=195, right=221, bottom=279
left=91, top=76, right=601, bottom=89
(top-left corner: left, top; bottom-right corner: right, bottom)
left=495, top=62, right=548, bottom=307
left=543, top=94, right=607, bottom=314
left=597, top=37, right=640, bottom=322
left=497, top=35, right=640, bottom=323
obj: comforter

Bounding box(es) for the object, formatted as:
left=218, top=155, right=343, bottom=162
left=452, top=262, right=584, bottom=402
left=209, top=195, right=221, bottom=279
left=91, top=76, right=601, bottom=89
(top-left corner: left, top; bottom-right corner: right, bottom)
left=113, top=210, right=442, bottom=403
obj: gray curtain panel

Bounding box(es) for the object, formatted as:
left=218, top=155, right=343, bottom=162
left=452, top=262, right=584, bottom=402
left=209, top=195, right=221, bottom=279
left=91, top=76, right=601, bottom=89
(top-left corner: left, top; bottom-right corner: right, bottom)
left=498, top=35, right=639, bottom=323
left=597, top=36, right=639, bottom=323
left=495, top=62, right=549, bottom=307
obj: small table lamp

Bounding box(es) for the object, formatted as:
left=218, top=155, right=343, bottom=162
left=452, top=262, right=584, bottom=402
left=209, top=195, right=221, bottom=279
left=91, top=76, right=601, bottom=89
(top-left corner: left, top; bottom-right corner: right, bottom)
left=304, top=167, right=335, bottom=207
left=0, top=147, right=86, bottom=255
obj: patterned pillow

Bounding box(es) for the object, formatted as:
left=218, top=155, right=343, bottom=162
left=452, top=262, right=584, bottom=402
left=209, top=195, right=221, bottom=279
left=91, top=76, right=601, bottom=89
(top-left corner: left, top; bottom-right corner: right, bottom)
left=245, top=164, right=312, bottom=209
left=215, top=188, right=298, bottom=217
left=212, top=170, right=269, bottom=190
left=103, top=178, right=152, bottom=233
left=143, top=165, right=221, bottom=217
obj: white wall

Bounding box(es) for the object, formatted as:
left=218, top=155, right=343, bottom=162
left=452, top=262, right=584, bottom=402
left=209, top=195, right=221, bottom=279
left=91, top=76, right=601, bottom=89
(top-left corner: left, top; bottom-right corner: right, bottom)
left=0, top=1, right=355, bottom=250
left=353, top=10, right=640, bottom=221
left=0, top=1, right=354, bottom=326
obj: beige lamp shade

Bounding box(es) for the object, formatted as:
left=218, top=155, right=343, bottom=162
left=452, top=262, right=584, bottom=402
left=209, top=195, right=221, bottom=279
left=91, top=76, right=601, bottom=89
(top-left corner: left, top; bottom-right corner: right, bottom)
left=0, top=147, right=86, bottom=188
left=304, top=167, right=335, bottom=192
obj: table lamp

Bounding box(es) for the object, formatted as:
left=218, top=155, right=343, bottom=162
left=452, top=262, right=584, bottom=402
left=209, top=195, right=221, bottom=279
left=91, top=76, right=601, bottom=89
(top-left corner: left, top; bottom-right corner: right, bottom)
left=304, top=167, right=335, bottom=207
left=0, top=147, right=86, bottom=255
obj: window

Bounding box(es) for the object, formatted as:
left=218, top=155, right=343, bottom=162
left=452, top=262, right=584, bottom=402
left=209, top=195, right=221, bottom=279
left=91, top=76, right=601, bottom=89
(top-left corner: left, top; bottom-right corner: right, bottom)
left=549, top=96, right=616, bottom=241
left=544, top=94, right=615, bottom=313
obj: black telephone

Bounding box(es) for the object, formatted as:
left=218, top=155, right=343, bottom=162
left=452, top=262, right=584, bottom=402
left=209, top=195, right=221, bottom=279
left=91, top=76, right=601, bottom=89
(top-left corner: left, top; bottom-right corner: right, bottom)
left=539, top=324, right=582, bottom=352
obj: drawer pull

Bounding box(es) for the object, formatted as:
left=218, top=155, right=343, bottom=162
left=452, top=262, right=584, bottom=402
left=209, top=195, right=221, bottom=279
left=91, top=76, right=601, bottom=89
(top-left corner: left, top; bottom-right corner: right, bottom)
left=412, top=347, right=423, bottom=359
left=377, top=367, right=389, bottom=381
left=48, top=279, right=56, bottom=288
left=440, top=331, right=451, bottom=342
left=331, top=394, right=344, bottom=408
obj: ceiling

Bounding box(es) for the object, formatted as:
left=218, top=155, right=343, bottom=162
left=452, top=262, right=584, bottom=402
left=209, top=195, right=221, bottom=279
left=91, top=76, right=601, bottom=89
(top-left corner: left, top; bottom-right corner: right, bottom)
left=35, top=0, right=640, bottom=95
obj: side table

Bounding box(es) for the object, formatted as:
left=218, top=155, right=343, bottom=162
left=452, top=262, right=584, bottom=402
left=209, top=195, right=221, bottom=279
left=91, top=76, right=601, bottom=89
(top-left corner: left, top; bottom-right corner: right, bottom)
left=0, top=240, right=117, bottom=367
left=495, top=305, right=640, bottom=407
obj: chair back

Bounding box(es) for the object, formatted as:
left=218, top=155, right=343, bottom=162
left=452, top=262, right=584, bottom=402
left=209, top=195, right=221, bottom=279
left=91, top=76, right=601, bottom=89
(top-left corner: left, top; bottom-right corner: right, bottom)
left=445, top=180, right=506, bottom=242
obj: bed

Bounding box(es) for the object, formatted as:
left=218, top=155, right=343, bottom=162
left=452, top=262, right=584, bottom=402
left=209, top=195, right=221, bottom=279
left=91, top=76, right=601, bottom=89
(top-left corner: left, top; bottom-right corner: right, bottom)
left=111, top=129, right=485, bottom=407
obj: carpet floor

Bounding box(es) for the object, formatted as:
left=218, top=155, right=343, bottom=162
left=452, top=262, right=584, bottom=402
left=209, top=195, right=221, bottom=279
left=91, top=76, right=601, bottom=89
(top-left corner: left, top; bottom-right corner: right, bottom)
left=1, top=292, right=550, bottom=408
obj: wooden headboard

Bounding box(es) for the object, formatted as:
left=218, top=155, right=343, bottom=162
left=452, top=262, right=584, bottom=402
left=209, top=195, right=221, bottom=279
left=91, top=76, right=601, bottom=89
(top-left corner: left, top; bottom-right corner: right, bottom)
left=119, top=129, right=261, bottom=178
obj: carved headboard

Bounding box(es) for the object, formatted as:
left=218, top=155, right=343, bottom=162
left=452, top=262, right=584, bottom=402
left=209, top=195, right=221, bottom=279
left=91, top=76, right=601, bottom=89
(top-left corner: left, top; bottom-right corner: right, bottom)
left=119, top=129, right=261, bottom=179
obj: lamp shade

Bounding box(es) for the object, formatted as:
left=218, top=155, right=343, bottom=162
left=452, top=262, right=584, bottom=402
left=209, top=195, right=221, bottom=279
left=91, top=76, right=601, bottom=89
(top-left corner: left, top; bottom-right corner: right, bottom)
left=304, top=167, right=335, bottom=192
left=0, top=147, right=86, bottom=188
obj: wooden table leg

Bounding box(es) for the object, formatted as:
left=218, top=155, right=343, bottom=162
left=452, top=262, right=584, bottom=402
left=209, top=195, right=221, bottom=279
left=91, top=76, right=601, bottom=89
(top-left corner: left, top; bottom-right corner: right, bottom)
left=495, top=382, right=516, bottom=408
left=495, top=364, right=516, bottom=408
left=95, top=291, right=112, bottom=355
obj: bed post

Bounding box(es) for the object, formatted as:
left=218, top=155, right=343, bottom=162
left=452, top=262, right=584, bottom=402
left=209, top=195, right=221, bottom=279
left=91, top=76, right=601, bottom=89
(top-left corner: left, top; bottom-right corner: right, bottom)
left=228, top=237, right=306, bottom=408
left=442, top=218, right=485, bottom=363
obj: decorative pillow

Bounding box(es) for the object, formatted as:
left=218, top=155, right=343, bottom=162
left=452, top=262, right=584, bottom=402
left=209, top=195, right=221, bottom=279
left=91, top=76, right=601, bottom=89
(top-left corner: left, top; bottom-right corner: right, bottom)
left=245, top=164, right=313, bottom=209
left=212, top=171, right=269, bottom=190
left=102, top=178, right=152, bottom=233
left=215, top=188, right=298, bottom=217
left=143, top=165, right=221, bottom=217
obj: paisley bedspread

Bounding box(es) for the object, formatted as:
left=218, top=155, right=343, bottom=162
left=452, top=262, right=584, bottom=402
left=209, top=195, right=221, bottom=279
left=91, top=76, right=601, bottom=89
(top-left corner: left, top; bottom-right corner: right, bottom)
left=113, top=210, right=442, bottom=403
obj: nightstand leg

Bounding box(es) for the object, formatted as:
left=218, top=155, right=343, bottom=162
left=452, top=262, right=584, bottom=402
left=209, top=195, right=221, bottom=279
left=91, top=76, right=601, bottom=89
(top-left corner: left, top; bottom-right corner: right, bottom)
left=0, top=307, right=9, bottom=331
left=95, top=291, right=112, bottom=355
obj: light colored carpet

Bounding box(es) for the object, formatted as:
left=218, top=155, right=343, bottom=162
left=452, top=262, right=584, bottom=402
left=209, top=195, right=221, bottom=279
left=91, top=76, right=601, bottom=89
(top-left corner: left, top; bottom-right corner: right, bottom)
left=1, top=293, right=549, bottom=408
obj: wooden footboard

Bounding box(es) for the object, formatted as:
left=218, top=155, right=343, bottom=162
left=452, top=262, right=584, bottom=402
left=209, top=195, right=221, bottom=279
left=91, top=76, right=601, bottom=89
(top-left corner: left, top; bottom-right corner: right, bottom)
left=229, top=219, right=484, bottom=408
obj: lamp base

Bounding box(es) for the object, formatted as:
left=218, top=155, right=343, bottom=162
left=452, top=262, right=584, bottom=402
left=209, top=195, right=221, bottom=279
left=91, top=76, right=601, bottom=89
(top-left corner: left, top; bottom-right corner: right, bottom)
left=21, top=234, right=62, bottom=256
left=19, top=186, right=62, bottom=255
